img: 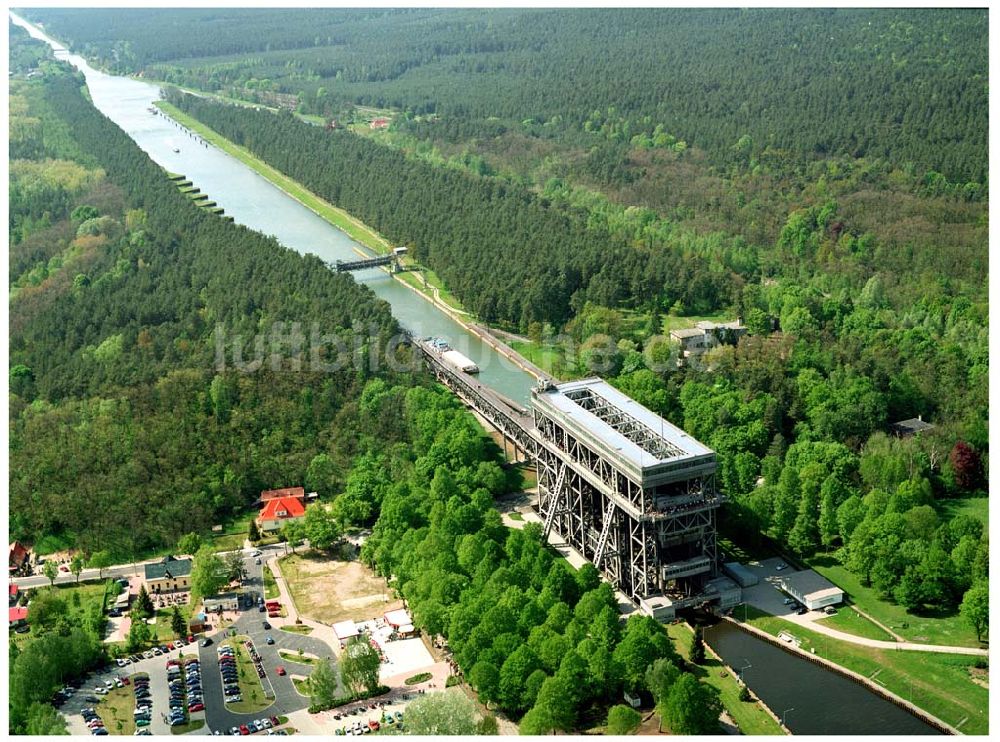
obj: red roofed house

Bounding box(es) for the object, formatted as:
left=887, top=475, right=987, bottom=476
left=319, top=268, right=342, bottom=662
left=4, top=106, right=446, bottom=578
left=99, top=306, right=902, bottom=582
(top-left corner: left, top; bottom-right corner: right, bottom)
left=257, top=496, right=306, bottom=533
left=261, top=487, right=305, bottom=503
left=9, top=584, right=19, bottom=606
left=9, top=541, right=29, bottom=574
left=9, top=606, right=28, bottom=627
left=369, top=117, right=390, bottom=130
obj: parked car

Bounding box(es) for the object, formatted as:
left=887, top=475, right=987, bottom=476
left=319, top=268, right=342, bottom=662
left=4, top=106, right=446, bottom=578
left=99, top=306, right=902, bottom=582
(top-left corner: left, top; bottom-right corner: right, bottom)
left=240, top=725, right=250, bottom=735
left=201, top=638, right=212, bottom=647
left=775, top=563, right=788, bottom=571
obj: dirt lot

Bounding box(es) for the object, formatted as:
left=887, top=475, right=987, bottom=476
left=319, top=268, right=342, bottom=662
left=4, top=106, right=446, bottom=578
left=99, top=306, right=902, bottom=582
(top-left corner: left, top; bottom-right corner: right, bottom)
left=280, top=553, right=398, bottom=624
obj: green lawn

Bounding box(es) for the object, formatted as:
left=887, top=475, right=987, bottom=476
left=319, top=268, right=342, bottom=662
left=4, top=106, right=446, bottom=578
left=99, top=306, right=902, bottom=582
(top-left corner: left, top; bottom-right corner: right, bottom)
left=292, top=677, right=311, bottom=696
left=31, top=533, right=74, bottom=556
left=936, top=496, right=988, bottom=527
left=808, top=554, right=981, bottom=647
left=508, top=339, right=581, bottom=379
left=278, top=649, right=318, bottom=665
left=153, top=603, right=193, bottom=642
left=279, top=624, right=314, bottom=635
left=815, top=607, right=896, bottom=642
left=667, top=622, right=785, bottom=735
left=171, top=720, right=205, bottom=735
left=211, top=533, right=247, bottom=553
left=220, top=636, right=273, bottom=714
left=263, top=564, right=280, bottom=600
left=743, top=606, right=988, bottom=735
left=97, top=684, right=136, bottom=736
left=661, top=310, right=734, bottom=334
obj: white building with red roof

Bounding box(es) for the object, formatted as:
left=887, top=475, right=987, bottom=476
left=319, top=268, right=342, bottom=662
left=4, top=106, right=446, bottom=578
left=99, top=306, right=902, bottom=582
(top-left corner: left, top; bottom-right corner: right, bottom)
left=257, top=495, right=306, bottom=532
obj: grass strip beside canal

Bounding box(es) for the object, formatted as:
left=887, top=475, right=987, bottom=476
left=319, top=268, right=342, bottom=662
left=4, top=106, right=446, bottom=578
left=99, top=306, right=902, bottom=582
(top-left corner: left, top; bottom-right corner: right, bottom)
left=666, top=622, right=785, bottom=736
left=742, top=606, right=988, bottom=735
left=155, top=100, right=467, bottom=317
left=815, top=606, right=895, bottom=642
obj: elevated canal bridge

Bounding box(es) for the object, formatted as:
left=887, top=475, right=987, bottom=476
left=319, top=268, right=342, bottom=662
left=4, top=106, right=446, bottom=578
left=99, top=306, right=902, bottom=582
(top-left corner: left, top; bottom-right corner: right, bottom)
left=410, top=336, right=741, bottom=620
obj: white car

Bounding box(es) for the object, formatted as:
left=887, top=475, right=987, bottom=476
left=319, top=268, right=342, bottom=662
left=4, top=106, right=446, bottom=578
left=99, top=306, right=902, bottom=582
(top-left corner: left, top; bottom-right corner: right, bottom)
left=94, top=687, right=108, bottom=695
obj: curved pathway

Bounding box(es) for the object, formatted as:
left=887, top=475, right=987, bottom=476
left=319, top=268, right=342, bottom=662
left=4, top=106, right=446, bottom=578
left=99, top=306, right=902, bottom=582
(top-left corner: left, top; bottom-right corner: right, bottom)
left=783, top=611, right=988, bottom=656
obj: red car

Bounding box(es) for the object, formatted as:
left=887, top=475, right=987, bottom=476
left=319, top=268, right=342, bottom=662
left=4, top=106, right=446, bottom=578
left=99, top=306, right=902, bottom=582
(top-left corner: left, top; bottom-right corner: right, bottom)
left=188, top=703, right=205, bottom=713
left=275, top=666, right=286, bottom=676
left=368, top=720, right=380, bottom=731
left=167, top=642, right=175, bottom=650
left=187, top=635, right=195, bottom=643
left=239, top=725, right=250, bottom=735
left=269, top=717, right=280, bottom=727
left=119, top=676, right=130, bottom=685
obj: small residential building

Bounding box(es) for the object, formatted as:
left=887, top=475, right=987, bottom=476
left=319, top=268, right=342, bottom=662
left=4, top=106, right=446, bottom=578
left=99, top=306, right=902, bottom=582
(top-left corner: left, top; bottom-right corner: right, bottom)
left=257, top=496, right=306, bottom=532
left=189, top=612, right=209, bottom=634
left=204, top=592, right=240, bottom=613
left=9, top=584, right=19, bottom=606
left=9, top=541, right=29, bottom=574
left=143, top=555, right=193, bottom=594
left=9, top=606, right=28, bottom=626
left=778, top=570, right=844, bottom=611
left=370, top=117, right=390, bottom=129
left=890, top=416, right=935, bottom=438
left=670, top=320, right=748, bottom=364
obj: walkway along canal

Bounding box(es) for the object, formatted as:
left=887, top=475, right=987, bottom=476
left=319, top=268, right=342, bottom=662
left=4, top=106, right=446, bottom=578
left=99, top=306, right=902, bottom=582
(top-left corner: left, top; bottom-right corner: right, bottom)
left=10, top=13, right=955, bottom=735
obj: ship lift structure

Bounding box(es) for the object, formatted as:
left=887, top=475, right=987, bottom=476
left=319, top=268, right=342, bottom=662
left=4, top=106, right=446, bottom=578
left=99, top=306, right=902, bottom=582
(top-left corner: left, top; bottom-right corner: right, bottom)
left=410, top=336, right=741, bottom=620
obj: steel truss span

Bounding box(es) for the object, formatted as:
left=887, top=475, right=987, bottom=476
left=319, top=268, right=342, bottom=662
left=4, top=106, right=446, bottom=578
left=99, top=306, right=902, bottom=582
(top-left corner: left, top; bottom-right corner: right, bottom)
left=411, top=337, right=737, bottom=618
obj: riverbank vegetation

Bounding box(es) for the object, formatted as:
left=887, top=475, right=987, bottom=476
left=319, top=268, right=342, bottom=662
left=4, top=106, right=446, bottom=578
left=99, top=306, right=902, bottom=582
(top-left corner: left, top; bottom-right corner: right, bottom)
left=740, top=608, right=988, bottom=735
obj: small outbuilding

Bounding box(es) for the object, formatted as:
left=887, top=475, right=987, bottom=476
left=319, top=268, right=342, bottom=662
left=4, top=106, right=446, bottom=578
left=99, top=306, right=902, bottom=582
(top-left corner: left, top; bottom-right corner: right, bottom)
left=334, top=620, right=360, bottom=642
left=383, top=608, right=412, bottom=628
left=778, top=570, right=844, bottom=611
left=188, top=612, right=209, bottom=634
left=204, top=592, right=240, bottom=613
left=723, top=562, right=760, bottom=587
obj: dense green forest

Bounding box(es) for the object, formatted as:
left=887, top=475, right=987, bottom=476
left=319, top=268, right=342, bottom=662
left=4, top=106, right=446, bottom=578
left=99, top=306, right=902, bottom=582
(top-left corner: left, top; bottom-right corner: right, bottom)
left=8, top=35, right=402, bottom=559
left=23, top=7, right=988, bottom=183
left=168, top=91, right=731, bottom=327
left=165, top=73, right=987, bottom=627
left=7, top=11, right=990, bottom=732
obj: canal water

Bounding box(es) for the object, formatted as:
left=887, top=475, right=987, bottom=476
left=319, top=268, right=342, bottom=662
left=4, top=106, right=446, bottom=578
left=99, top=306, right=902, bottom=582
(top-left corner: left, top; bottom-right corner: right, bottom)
left=11, top=12, right=536, bottom=405
left=12, top=14, right=944, bottom=735
left=705, top=621, right=941, bottom=735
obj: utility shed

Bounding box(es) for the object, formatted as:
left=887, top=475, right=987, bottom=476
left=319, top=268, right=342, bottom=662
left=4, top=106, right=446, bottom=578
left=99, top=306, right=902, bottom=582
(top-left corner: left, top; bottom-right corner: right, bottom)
left=779, top=570, right=844, bottom=610
left=723, top=562, right=759, bottom=587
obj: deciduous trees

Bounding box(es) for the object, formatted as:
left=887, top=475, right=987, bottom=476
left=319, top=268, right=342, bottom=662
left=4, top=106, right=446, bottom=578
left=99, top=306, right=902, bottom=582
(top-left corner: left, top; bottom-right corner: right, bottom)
left=404, top=691, right=479, bottom=735
left=340, top=637, right=381, bottom=695
left=191, top=546, right=227, bottom=598
left=606, top=704, right=642, bottom=735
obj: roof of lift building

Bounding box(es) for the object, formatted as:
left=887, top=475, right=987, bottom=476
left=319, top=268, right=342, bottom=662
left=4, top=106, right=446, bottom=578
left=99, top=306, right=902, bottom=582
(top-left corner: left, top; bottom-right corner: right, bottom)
left=532, top=378, right=716, bottom=485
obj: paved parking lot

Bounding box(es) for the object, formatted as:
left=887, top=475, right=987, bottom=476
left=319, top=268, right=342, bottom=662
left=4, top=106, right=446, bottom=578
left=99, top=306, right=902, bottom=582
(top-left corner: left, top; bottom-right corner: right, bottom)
left=60, top=641, right=202, bottom=735
left=736, top=557, right=833, bottom=623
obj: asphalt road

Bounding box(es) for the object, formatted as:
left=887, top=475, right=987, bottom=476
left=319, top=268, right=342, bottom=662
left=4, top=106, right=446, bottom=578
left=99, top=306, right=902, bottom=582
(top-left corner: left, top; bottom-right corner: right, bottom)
left=197, top=550, right=340, bottom=733
left=13, top=542, right=294, bottom=590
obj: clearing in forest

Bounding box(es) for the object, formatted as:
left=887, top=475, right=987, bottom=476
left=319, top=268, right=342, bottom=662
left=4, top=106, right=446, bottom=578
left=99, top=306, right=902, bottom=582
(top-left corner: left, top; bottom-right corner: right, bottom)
left=280, top=552, right=397, bottom=625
